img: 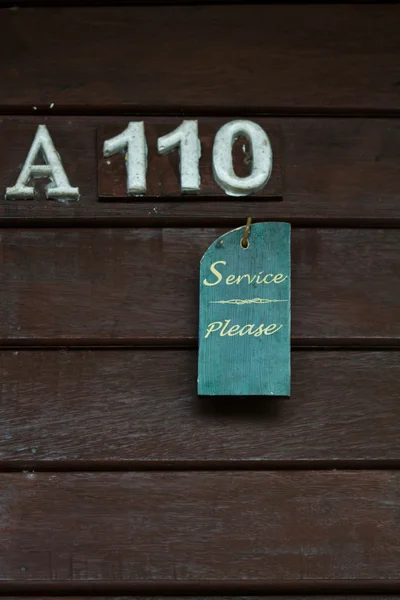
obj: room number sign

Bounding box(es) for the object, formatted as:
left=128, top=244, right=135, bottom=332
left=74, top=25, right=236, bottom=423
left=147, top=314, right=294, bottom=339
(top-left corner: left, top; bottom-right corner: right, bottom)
left=103, top=119, right=272, bottom=196
left=3, top=118, right=282, bottom=201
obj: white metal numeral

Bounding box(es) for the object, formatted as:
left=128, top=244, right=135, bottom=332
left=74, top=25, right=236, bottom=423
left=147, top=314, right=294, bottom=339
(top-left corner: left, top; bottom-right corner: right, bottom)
left=157, top=120, right=201, bottom=192
left=103, top=122, right=147, bottom=195
left=212, top=120, right=272, bottom=196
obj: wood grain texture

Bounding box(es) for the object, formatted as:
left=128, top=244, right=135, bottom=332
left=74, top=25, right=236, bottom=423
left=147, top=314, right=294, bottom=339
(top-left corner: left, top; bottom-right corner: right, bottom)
left=1, top=4, right=398, bottom=595
left=0, top=349, right=399, bottom=467
left=1, top=471, right=400, bottom=587
left=3, top=0, right=376, bottom=4
left=2, top=597, right=395, bottom=600
left=1, top=6, right=400, bottom=113
left=98, top=120, right=282, bottom=199
left=3, top=0, right=235, bottom=4
left=1, top=228, right=398, bottom=345
left=0, top=0, right=387, bottom=4
left=1, top=116, right=400, bottom=225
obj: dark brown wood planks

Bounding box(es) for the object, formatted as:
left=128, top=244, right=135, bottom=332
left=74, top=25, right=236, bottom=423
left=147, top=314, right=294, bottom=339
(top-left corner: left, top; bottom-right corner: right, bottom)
left=1, top=6, right=400, bottom=112
left=1, top=471, right=400, bottom=586
left=1, top=228, right=399, bottom=345
left=0, top=349, right=399, bottom=467
left=0, top=3, right=399, bottom=594
left=1, top=117, right=400, bottom=224
left=3, top=594, right=399, bottom=600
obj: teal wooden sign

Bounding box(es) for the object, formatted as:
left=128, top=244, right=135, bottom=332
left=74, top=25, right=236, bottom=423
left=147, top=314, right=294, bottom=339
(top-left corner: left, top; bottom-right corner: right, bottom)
left=198, top=222, right=291, bottom=396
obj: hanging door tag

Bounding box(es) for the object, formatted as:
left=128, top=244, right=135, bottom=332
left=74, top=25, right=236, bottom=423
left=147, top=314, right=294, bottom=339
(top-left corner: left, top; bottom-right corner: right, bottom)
left=198, top=222, right=291, bottom=396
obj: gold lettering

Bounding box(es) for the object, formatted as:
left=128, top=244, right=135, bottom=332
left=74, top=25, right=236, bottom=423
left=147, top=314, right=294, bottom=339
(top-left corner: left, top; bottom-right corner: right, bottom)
left=203, top=262, right=288, bottom=287
left=205, top=321, right=223, bottom=338
left=203, top=261, right=226, bottom=287
left=262, top=274, right=274, bottom=284
left=264, top=323, right=283, bottom=335
left=205, top=321, right=284, bottom=338
left=253, top=324, right=265, bottom=337
left=220, top=320, right=231, bottom=336
left=273, top=274, right=288, bottom=284
left=227, top=325, right=241, bottom=336
left=239, top=324, right=255, bottom=336
left=235, top=274, right=257, bottom=285
left=256, top=272, right=265, bottom=284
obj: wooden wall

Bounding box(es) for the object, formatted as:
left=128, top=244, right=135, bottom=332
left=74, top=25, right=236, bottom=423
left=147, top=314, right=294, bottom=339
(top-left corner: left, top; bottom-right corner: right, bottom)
left=0, top=3, right=399, bottom=599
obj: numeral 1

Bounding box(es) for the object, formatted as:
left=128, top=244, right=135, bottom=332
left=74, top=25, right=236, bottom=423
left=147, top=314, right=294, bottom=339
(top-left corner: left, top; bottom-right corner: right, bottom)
left=157, top=120, right=201, bottom=192
left=103, top=121, right=147, bottom=195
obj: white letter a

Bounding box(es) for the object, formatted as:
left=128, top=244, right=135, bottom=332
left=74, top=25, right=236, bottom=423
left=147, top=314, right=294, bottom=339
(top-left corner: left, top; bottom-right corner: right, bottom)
left=6, top=125, right=79, bottom=201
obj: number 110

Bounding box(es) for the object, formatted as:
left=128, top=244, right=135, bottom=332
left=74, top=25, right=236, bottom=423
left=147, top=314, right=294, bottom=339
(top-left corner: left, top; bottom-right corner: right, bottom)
left=103, top=120, right=273, bottom=197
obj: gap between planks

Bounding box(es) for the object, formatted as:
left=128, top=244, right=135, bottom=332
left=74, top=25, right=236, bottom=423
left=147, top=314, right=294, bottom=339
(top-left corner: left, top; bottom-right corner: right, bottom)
left=1, top=340, right=400, bottom=349
left=4, top=107, right=400, bottom=118
left=1, top=461, right=400, bottom=473
left=1, top=218, right=400, bottom=229
left=1, top=581, right=400, bottom=594
left=1, top=345, right=399, bottom=351
left=0, top=0, right=388, bottom=7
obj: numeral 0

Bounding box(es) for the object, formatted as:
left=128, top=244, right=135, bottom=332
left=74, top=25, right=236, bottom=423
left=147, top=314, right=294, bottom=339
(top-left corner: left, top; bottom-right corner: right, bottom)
left=213, top=120, right=272, bottom=196
left=103, top=120, right=273, bottom=197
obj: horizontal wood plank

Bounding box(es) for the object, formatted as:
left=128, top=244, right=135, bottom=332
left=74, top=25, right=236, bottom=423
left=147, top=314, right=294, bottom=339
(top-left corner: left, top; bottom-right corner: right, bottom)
left=1, top=471, right=400, bottom=587
left=4, top=596, right=399, bottom=600
left=3, top=0, right=375, bottom=4
left=0, top=0, right=387, bottom=4
left=3, top=594, right=399, bottom=600
left=0, top=349, right=399, bottom=467
left=0, top=1, right=279, bottom=4
left=1, top=6, right=400, bottom=113
left=1, top=228, right=398, bottom=345
left=1, top=116, right=400, bottom=224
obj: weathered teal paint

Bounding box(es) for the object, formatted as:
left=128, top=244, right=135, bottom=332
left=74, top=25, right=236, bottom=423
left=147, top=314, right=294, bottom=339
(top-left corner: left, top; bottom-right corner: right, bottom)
left=198, top=222, right=291, bottom=396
